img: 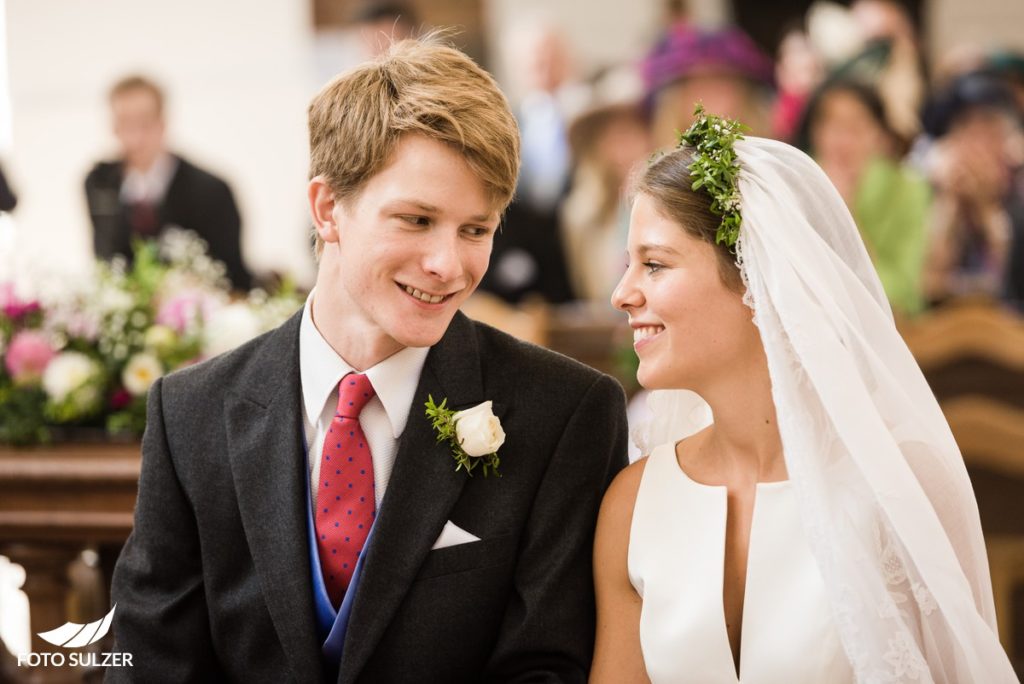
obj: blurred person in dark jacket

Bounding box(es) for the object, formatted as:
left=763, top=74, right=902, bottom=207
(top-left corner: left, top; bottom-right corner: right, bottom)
left=85, top=75, right=253, bottom=290
left=479, top=21, right=581, bottom=305
left=0, top=162, right=15, bottom=213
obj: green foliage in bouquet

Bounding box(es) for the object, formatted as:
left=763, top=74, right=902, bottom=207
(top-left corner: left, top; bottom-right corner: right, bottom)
left=0, top=378, right=49, bottom=445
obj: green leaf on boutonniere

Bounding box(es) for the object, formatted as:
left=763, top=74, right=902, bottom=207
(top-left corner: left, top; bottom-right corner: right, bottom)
left=425, top=395, right=501, bottom=477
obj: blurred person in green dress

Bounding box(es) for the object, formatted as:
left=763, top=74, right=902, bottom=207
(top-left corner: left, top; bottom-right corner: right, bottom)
left=798, top=79, right=930, bottom=316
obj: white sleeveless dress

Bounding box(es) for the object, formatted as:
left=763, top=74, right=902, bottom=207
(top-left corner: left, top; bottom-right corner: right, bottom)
left=628, top=442, right=854, bottom=683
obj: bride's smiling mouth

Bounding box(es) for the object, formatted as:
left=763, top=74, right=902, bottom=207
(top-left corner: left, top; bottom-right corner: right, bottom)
left=632, top=323, right=665, bottom=351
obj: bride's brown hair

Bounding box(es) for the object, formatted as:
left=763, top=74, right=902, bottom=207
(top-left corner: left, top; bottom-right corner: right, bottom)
left=634, top=146, right=744, bottom=292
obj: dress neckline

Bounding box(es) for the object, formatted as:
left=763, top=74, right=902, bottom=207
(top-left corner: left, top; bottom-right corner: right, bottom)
left=660, top=441, right=791, bottom=492
left=629, top=443, right=852, bottom=683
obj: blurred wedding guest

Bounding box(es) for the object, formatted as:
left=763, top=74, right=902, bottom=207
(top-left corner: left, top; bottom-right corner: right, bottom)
left=641, top=23, right=775, bottom=147
left=478, top=199, right=575, bottom=304
left=353, top=1, right=420, bottom=58
left=842, top=0, right=927, bottom=145
left=508, top=21, right=582, bottom=215
left=772, top=24, right=824, bottom=142
left=480, top=21, right=581, bottom=304
left=85, top=76, right=253, bottom=290
left=922, top=72, right=1024, bottom=309
left=561, top=69, right=649, bottom=303
left=798, top=79, right=929, bottom=315
left=987, top=51, right=1024, bottom=114
left=0, top=162, right=15, bottom=213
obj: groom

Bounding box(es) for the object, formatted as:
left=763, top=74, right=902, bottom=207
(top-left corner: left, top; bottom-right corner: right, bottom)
left=108, top=37, right=628, bottom=683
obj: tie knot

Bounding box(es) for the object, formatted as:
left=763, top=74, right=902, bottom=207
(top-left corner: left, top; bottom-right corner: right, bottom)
left=336, top=373, right=375, bottom=418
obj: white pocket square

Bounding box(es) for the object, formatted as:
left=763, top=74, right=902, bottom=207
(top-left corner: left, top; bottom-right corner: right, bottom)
left=431, top=520, right=481, bottom=550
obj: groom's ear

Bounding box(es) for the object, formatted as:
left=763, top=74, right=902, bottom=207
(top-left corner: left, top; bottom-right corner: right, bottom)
left=308, top=176, right=341, bottom=244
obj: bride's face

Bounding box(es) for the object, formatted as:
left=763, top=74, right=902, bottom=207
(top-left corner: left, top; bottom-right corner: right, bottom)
left=612, top=193, right=758, bottom=391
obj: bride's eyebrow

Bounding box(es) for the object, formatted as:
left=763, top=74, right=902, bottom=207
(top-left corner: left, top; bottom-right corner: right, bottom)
left=637, top=243, right=680, bottom=257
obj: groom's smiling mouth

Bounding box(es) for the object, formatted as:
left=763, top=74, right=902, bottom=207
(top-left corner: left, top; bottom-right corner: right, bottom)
left=396, top=281, right=458, bottom=306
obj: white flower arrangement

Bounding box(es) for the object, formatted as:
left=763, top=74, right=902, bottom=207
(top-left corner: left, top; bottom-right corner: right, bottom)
left=0, top=229, right=303, bottom=444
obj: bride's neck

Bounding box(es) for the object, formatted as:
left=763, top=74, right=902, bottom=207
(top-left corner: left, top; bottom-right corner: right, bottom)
left=698, top=349, right=786, bottom=482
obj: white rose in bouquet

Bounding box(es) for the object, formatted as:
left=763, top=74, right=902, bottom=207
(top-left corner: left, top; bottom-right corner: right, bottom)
left=143, top=324, right=178, bottom=354
left=202, top=302, right=262, bottom=357
left=41, top=351, right=104, bottom=417
left=42, top=352, right=101, bottom=402
left=122, top=353, right=164, bottom=396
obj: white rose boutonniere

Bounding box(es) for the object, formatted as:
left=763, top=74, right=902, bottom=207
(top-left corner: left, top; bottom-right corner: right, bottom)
left=454, top=401, right=506, bottom=456
left=425, top=396, right=504, bottom=476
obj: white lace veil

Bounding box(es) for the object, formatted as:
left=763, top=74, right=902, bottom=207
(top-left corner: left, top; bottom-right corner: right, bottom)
left=633, top=137, right=1018, bottom=682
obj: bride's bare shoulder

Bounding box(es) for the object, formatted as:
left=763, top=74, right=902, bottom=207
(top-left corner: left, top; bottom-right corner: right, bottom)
left=599, top=457, right=649, bottom=523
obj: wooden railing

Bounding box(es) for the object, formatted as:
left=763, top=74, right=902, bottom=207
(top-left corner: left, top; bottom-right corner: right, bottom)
left=900, top=298, right=1024, bottom=666
left=0, top=443, right=140, bottom=683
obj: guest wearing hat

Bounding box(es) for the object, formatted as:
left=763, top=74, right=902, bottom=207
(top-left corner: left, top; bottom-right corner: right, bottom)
left=560, top=68, right=650, bottom=304
left=986, top=51, right=1024, bottom=115
left=640, top=23, right=775, bottom=147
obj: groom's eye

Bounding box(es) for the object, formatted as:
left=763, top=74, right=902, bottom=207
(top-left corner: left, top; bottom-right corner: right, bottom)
left=400, top=215, right=430, bottom=226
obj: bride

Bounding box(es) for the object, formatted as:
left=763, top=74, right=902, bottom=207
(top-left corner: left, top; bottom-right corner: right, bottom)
left=590, top=109, right=1018, bottom=683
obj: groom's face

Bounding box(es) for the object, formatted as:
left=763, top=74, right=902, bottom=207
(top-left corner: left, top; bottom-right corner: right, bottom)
left=322, top=134, right=500, bottom=350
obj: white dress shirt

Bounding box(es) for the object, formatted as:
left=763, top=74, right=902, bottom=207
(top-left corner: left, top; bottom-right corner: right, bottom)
left=299, top=292, right=429, bottom=510
left=120, top=152, right=178, bottom=204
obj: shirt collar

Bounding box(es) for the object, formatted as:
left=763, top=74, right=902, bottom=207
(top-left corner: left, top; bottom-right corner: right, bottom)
left=120, top=152, right=178, bottom=203
left=299, top=291, right=429, bottom=439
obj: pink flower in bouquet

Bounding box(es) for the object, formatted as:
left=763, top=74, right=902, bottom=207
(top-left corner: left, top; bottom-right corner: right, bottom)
left=0, top=282, right=41, bottom=320
left=5, top=330, right=56, bottom=385
left=155, top=290, right=216, bottom=334
left=63, top=310, right=101, bottom=341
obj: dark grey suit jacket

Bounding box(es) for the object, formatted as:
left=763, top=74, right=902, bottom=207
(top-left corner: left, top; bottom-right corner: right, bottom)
left=107, top=310, right=628, bottom=683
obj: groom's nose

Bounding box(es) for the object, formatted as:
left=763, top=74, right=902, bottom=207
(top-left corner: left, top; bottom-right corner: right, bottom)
left=420, top=230, right=465, bottom=284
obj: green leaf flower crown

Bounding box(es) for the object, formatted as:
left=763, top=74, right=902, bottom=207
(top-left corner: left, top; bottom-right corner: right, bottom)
left=678, top=104, right=748, bottom=248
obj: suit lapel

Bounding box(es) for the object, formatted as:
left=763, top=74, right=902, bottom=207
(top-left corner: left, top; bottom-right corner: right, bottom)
left=223, top=311, right=323, bottom=682
left=338, top=312, right=484, bottom=683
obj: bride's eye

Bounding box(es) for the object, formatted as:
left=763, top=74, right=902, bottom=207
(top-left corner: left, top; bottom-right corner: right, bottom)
left=644, top=261, right=664, bottom=274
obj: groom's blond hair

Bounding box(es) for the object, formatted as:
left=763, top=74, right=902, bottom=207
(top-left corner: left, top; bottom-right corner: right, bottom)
left=307, top=33, right=521, bottom=257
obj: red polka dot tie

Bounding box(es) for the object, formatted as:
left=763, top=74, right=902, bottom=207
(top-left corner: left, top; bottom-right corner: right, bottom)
left=315, top=373, right=376, bottom=608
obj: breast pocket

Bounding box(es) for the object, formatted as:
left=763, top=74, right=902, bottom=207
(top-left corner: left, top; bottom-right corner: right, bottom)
left=416, top=532, right=516, bottom=580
